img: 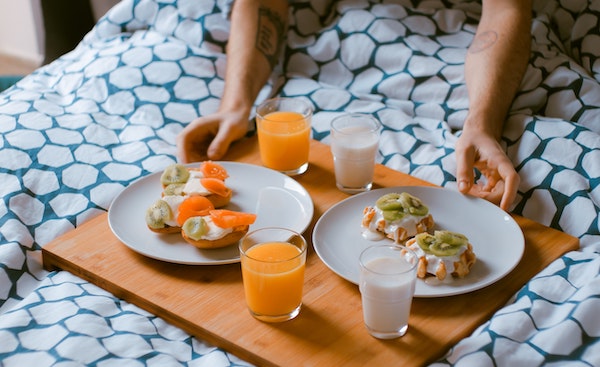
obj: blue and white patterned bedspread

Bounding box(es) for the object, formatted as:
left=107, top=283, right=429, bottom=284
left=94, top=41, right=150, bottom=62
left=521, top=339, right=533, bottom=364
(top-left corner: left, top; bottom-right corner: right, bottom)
left=1, top=0, right=599, bottom=365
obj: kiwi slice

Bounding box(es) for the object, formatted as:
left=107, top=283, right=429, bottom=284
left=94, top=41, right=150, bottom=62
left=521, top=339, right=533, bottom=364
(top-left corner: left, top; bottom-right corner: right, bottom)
left=376, top=192, right=429, bottom=219
left=382, top=210, right=405, bottom=221
left=163, top=183, right=185, bottom=196
left=145, top=199, right=172, bottom=229
left=429, top=241, right=461, bottom=257
left=435, top=230, right=468, bottom=247
left=399, top=192, right=428, bottom=216
left=415, top=231, right=466, bottom=257
left=160, top=164, right=190, bottom=186
left=375, top=193, right=403, bottom=211
left=415, top=232, right=436, bottom=252
left=182, top=216, right=209, bottom=241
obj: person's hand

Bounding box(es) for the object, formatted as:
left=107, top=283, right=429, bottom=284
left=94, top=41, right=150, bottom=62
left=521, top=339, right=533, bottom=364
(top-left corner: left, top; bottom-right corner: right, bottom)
left=177, top=110, right=251, bottom=163
left=454, top=128, right=519, bottom=211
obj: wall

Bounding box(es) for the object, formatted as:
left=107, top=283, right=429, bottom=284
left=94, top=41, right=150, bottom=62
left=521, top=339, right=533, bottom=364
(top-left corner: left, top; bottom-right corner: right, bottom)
left=0, top=0, right=44, bottom=63
left=0, top=0, right=120, bottom=64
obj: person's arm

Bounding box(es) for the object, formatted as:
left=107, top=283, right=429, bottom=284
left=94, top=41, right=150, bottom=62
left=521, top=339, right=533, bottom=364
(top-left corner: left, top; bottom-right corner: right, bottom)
left=455, top=0, right=532, bottom=210
left=177, top=0, right=288, bottom=163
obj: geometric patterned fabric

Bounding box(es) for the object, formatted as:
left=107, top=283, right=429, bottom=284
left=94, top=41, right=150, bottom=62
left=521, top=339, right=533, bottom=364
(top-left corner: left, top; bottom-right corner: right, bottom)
left=0, top=0, right=599, bottom=365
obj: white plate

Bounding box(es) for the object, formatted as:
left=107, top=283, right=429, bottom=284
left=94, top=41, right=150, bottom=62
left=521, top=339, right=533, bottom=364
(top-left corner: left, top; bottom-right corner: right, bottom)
left=312, top=186, right=524, bottom=297
left=108, top=162, right=314, bottom=265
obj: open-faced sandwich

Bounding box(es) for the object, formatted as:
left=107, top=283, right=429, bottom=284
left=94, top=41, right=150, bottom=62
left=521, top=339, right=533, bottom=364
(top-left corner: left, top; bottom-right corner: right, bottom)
left=361, top=192, right=435, bottom=243
left=160, top=161, right=232, bottom=208
left=145, top=161, right=257, bottom=249
left=405, top=230, right=477, bottom=281
left=145, top=195, right=256, bottom=249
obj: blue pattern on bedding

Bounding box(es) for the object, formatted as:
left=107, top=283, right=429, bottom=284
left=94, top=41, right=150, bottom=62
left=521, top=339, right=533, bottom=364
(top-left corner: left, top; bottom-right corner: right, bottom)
left=0, top=0, right=599, bottom=365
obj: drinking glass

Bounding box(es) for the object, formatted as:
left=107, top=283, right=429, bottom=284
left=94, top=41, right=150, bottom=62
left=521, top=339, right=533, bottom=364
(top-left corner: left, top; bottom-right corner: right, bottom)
left=239, top=227, right=307, bottom=322
left=255, top=97, right=313, bottom=175
left=330, top=113, right=381, bottom=193
left=359, top=244, right=418, bottom=339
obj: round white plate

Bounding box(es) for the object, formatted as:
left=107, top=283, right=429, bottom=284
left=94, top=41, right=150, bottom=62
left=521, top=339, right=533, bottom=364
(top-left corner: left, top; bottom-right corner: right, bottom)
left=108, top=162, right=314, bottom=265
left=312, top=186, right=524, bottom=297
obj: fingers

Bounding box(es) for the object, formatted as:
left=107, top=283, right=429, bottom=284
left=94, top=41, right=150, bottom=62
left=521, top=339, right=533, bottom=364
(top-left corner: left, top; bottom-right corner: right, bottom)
left=455, top=143, right=476, bottom=194
left=498, top=160, right=520, bottom=211
left=177, top=118, right=215, bottom=163
left=455, top=135, right=519, bottom=211
left=177, top=113, right=251, bottom=163
left=207, top=117, right=250, bottom=160
left=467, top=180, right=503, bottom=206
left=207, top=133, right=231, bottom=161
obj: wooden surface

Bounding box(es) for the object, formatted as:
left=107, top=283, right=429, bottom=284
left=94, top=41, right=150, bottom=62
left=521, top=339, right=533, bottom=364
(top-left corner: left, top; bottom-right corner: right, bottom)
left=42, top=137, right=580, bottom=367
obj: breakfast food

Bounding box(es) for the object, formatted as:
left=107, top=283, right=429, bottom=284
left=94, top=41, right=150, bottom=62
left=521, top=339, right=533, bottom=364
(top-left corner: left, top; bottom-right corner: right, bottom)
left=405, top=230, right=476, bottom=281
left=145, top=161, right=257, bottom=249
left=361, top=192, right=435, bottom=243
left=181, top=209, right=257, bottom=249
left=160, top=161, right=232, bottom=208
left=361, top=191, right=477, bottom=281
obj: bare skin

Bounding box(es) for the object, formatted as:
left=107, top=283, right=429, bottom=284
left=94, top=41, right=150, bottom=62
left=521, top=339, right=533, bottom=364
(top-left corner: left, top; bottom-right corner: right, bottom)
left=176, top=0, right=288, bottom=163
left=177, top=0, right=532, bottom=211
left=456, top=0, right=531, bottom=211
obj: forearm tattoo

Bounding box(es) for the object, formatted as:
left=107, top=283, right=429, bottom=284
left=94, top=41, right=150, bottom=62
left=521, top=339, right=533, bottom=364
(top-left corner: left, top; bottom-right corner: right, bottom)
left=256, top=7, right=285, bottom=68
left=468, top=30, right=498, bottom=53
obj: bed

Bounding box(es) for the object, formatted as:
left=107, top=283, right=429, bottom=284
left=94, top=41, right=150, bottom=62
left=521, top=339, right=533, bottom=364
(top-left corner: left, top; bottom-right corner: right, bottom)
left=1, top=0, right=599, bottom=365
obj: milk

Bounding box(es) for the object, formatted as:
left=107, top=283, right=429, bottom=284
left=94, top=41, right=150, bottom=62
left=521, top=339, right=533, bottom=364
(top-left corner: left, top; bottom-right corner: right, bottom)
left=330, top=116, right=380, bottom=193
left=359, top=250, right=417, bottom=339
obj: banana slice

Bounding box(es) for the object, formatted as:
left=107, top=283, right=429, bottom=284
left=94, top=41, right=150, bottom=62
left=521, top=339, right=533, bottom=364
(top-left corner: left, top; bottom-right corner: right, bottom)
left=160, top=164, right=190, bottom=186
left=145, top=199, right=173, bottom=229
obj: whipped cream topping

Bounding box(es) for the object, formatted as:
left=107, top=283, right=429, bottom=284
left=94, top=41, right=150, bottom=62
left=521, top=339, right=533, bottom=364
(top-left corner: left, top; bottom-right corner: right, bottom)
left=362, top=206, right=427, bottom=242
left=199, top=216, right=233, bottom=240
left=406, top=241, right=467, bottom=276
left=160, top=195, right=185, bottom=227
left=182, top=170, right=211, bottom=196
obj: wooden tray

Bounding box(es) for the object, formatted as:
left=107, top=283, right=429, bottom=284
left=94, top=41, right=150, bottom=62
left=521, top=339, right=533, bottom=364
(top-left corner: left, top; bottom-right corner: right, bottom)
left=42, top=138, right=579, bottom=367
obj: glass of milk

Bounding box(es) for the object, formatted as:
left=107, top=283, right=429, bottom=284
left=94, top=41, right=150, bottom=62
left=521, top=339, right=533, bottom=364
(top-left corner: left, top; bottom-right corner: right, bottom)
left=330, top=113, right=381, bottom=194
left=359, top=245, right=418, bottom=339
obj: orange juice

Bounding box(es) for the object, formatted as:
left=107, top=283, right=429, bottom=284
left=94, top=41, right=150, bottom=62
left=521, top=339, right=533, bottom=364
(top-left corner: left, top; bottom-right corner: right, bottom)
left=241, top=241, right=306, bottom=319
left=256, top=109, right=311, bottom=175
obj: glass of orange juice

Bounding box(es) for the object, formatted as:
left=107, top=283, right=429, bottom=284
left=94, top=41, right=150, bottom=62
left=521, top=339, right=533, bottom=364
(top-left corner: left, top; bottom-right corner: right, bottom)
left=255, top=97, right=313, bottom=175
left=239, top=227, right=307, bottom=323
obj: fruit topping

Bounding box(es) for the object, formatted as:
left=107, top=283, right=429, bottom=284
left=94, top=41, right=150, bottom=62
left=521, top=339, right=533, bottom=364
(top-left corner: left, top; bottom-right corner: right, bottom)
left=145, top=199, right=173, bottom=229
left=161, top=163, right=190, bottom=186
left=415, top=230, right=468, bottom=257
left=163, top=183, right=185, bottom=196
left=375, top=192, right=429, bottom=219
left=182, top=217, right=209, bottom=241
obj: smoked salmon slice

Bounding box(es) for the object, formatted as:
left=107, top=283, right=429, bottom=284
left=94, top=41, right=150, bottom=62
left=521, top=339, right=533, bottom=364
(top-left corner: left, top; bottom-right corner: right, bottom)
left=201, top=177, right=232, bottom=197
left=209, top=209, right=257, bottom=228
left=177, top=196, right=215, bottom=226
left=200, top=161, right=229, bottom=181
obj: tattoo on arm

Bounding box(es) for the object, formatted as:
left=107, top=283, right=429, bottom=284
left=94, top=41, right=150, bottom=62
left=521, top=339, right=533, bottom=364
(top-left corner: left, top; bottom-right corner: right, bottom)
left=256, top=7, right=285, bottom=69
left=468, top=30, right=498, bottom=53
